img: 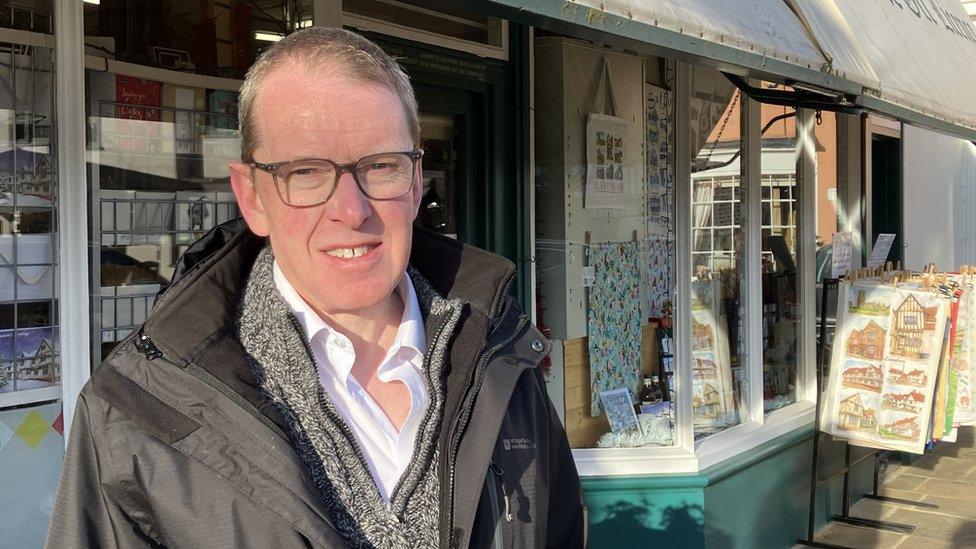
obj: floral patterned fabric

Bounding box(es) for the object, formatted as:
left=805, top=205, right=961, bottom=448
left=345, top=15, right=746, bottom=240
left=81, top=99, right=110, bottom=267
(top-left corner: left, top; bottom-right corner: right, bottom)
left=588, top=241, right=642, bottom=416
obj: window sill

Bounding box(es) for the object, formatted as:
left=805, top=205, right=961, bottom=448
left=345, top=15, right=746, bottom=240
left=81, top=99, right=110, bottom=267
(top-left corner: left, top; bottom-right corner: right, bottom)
left=0, top=385, right=61, bottom=409
left=571, top=400, right=815, bottom=477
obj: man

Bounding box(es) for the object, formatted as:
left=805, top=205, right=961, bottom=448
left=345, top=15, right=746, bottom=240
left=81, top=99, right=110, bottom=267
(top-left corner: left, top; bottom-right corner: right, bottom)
left=47, top=27, right=584, bottom=548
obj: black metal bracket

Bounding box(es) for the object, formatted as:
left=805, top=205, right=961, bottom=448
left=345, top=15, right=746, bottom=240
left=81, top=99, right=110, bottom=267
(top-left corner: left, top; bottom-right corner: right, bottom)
left=723, top=73, right=864, bottom=115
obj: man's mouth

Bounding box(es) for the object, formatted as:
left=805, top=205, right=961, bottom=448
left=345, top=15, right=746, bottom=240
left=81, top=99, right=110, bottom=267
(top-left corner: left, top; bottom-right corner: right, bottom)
left=324, top=244, right=376, bottom=259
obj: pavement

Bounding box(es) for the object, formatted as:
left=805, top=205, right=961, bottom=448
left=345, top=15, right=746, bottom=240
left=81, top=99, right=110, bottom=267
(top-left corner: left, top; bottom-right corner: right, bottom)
left=802, top=426, right=976, bottom=549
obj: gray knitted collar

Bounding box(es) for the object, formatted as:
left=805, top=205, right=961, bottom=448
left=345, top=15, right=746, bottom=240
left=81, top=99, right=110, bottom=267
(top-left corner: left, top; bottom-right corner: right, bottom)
left=237, top=246, right=463, bottom=549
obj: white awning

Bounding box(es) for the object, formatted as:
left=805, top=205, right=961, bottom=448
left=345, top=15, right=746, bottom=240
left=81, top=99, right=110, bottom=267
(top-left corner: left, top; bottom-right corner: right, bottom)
left=566, top=0, right=828, bottom=72
left=488, top=0, right=976, bottom=138
left=792, top=0, right=976, bottom=135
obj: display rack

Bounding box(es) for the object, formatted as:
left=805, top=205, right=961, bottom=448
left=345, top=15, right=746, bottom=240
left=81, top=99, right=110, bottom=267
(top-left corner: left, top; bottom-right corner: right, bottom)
left=88, top=94, right=239, bottom=361
left=797, top=277, right=940, bottom=548
left=0, top=42, right=59, bottom=407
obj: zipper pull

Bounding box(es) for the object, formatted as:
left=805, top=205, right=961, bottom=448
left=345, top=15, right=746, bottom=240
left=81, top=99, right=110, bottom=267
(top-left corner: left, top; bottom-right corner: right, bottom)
left=489, top=462, right=513, bottom=522
left=135, top=330, right=163, bottom=361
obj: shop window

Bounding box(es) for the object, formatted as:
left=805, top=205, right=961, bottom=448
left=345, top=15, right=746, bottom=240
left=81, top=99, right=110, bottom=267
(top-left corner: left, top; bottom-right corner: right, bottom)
left=87, top=69, right=240, bottom=362
left=83, top=0, right=312, bottom=79
left=534, top=36, right=676, bottom=450
left=689, top=68, right=746, bottom=438
left=0, top=43, right=59, bottom=407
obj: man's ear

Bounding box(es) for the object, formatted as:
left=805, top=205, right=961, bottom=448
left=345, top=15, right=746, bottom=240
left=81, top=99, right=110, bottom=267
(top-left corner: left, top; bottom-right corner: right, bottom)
left=411, top=156, right=424, bottom=221
left=229, top=161, right=271, bottom=236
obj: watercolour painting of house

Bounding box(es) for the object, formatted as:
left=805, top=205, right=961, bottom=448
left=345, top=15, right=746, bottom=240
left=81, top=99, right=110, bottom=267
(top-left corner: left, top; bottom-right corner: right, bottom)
left=882, top=390, right=925, bottom=414
left=841, top=364, right=883, bottom=392
left=693, top=357, right=718, bottom=380
left=0, top=337, right=58, bottom=392
left=879, top=416, right=921, bottom=441
left=890, top=294, right=938, bottom=359
left=693, top=384, right=721, bottom=419
left=845, top=320, right=886, bottom=361
left=848, top=290, right=890, bottom=316
left=887, top=365, right=928, bottom=387
left=837, top=394, right=879, bottom=432
left=692, top=318, right=714, bottom=351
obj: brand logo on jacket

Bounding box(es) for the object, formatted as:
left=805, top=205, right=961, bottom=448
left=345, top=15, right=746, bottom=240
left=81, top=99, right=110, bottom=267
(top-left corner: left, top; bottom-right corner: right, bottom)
left=503, top=437, right=536, bottom=451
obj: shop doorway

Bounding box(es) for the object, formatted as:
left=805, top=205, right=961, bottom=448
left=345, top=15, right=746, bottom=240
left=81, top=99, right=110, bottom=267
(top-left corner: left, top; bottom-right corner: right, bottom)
left=870, top=135, right=903, bottom=264
left=414, top=83, right=484, bottom=244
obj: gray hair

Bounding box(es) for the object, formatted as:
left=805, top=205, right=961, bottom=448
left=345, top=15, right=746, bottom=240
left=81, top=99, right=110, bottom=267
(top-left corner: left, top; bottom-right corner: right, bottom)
left=237, top=27, right=420, bottom=162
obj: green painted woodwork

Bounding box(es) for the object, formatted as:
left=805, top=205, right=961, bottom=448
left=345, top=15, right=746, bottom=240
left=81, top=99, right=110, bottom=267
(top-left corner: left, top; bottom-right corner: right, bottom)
left=581, top=426, right=878, bottom=548
left=583, top=475, right=706, bottom=549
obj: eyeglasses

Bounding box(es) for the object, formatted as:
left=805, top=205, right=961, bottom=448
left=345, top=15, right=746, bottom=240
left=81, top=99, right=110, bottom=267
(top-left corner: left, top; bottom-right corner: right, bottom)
left=247, top=149, right=424, bottom=207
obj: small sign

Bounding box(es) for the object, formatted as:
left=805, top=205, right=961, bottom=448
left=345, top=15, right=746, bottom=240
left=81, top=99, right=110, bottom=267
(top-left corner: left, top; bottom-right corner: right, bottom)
left=867, top=233, right=896, bottom=268
left=581, top=266, right=596, bottom=287
left=599, top=388, right=641, bottom=435
left=832, top=232, right=854, bottom=278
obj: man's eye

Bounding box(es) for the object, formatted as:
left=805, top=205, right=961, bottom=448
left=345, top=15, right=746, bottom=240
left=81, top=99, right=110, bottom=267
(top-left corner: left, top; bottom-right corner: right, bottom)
left=291, top=168, right=322, bottom=177
left=368, top=162, right=396, bottom=171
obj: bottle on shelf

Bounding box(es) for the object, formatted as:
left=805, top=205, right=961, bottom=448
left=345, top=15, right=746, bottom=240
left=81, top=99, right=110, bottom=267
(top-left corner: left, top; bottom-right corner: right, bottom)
left=636, top=373, right=664, bottom=414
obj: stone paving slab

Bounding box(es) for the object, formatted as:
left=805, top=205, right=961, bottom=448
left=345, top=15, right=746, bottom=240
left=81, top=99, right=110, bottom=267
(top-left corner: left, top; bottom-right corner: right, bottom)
left=812, top=521, right=908, bottom=549
left=808, top=427, right=976, bottom=549
left=886, top=508, right=976, bottom=544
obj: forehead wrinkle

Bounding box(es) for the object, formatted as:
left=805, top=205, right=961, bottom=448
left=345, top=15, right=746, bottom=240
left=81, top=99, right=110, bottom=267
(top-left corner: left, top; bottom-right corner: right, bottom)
left=256, top=77, right=411, bottom=162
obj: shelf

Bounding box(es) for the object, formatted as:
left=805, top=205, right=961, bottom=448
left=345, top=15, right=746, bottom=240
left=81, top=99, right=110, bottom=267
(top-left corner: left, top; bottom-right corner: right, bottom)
left=84, top=55, right=243, bottom=92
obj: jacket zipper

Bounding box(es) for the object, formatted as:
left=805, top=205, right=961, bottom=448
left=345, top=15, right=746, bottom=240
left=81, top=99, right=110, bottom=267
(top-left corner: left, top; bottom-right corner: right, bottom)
left=444, top=296, right=527, bottom=545
left=387, top=306, right=456, bottom=508
left=486, top=460, right=511, bottom=549
left=488, top=461, right=513, bottom=523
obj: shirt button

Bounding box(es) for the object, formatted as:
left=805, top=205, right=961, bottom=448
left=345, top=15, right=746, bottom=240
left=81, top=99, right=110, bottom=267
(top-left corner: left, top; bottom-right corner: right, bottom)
left=531, top=339, right=545, bottom=352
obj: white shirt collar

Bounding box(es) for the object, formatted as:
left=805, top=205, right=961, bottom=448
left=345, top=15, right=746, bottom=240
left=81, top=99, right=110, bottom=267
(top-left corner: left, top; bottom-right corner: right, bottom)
left=272, top=260, right=426, bottom=385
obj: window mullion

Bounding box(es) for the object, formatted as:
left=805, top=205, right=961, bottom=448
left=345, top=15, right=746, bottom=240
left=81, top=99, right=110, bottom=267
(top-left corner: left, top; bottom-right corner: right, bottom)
left=796, top=108, right=818, bottom=403
left=741, top=90, right=765, bottom=424
left=674, top=61, right=695, bottom=452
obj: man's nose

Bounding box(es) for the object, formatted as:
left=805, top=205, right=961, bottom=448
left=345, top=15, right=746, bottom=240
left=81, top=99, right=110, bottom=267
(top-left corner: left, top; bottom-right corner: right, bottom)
left=325, top=171, right=371, bottom=227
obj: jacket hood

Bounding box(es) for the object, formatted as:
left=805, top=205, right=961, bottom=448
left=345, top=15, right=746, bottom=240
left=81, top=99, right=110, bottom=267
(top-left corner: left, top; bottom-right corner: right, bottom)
left=144, top=218, right=518, bottom=366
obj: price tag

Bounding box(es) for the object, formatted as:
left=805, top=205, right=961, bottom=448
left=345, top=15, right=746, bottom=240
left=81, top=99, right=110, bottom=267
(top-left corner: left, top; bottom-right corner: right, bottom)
left=832, top=232, right=853, bottom=278
left=867, top=233, right=896, bottom=268
left=581, top=265, right=596, bottom=287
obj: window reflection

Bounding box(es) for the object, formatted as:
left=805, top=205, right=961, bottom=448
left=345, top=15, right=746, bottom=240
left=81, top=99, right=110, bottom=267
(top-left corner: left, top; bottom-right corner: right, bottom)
left=690, top=67, right=745, bottom=436
left=88, top=71, right=240, bottom=361
left=760, top=98, right=799, bottom=412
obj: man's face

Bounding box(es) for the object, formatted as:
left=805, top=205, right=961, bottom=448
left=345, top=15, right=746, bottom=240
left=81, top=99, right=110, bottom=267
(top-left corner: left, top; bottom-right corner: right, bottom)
left=230, top=66, right=422, bottom=316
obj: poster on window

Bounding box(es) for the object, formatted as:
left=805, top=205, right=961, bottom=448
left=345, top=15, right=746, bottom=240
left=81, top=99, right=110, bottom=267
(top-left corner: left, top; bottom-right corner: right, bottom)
left=645, top=83, right=673, bottom=233
left=585, top=113, right=629, bottom=210
left=820, top=280, right=950, bottom=453
left=0, top=327, right=58, bottom=394
left=690, top=278, right=737, bottom=430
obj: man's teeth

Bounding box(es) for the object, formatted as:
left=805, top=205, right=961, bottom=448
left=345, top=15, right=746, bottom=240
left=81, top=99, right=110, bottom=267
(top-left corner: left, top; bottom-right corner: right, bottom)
left=326, top=245, right=371, bottom=259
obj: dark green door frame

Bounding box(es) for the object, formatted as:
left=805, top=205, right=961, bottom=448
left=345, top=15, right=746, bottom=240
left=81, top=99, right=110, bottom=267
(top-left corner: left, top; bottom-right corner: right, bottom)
left=363, top=24, right=532, bottom=307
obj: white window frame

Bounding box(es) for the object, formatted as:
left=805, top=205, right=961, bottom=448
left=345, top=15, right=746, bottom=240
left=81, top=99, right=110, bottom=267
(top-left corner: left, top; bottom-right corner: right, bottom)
left=56, top=1, right=90, bottom=439
left=569, top=66, right=820, bottom=477
left=339, top=0, right=510, bottom=61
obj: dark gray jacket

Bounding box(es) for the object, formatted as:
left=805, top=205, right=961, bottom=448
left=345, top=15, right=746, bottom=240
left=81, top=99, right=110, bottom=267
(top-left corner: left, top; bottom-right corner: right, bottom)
left=46, top=220, right=585, bottom=548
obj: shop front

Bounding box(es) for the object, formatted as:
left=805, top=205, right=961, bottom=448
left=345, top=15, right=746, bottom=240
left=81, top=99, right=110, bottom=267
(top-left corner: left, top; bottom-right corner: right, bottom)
left=1, top=1, right=975, bottom=548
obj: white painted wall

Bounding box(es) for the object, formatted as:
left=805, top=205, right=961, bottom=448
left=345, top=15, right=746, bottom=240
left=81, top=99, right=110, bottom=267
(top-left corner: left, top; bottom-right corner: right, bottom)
left=903, top=124, right=976, bottom=271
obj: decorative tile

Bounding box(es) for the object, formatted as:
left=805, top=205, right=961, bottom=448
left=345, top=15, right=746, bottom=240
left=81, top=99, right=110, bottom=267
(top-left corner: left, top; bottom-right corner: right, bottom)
left=0, top=418, right=12, bottom=451
left=52, top=411, right=63, bottom=436
left=14, top=410, right=51, bottom=449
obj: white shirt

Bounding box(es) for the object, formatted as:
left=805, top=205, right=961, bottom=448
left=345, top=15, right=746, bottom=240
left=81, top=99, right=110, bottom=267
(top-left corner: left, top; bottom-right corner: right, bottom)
left=273, top=261, right=428, bottom=501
